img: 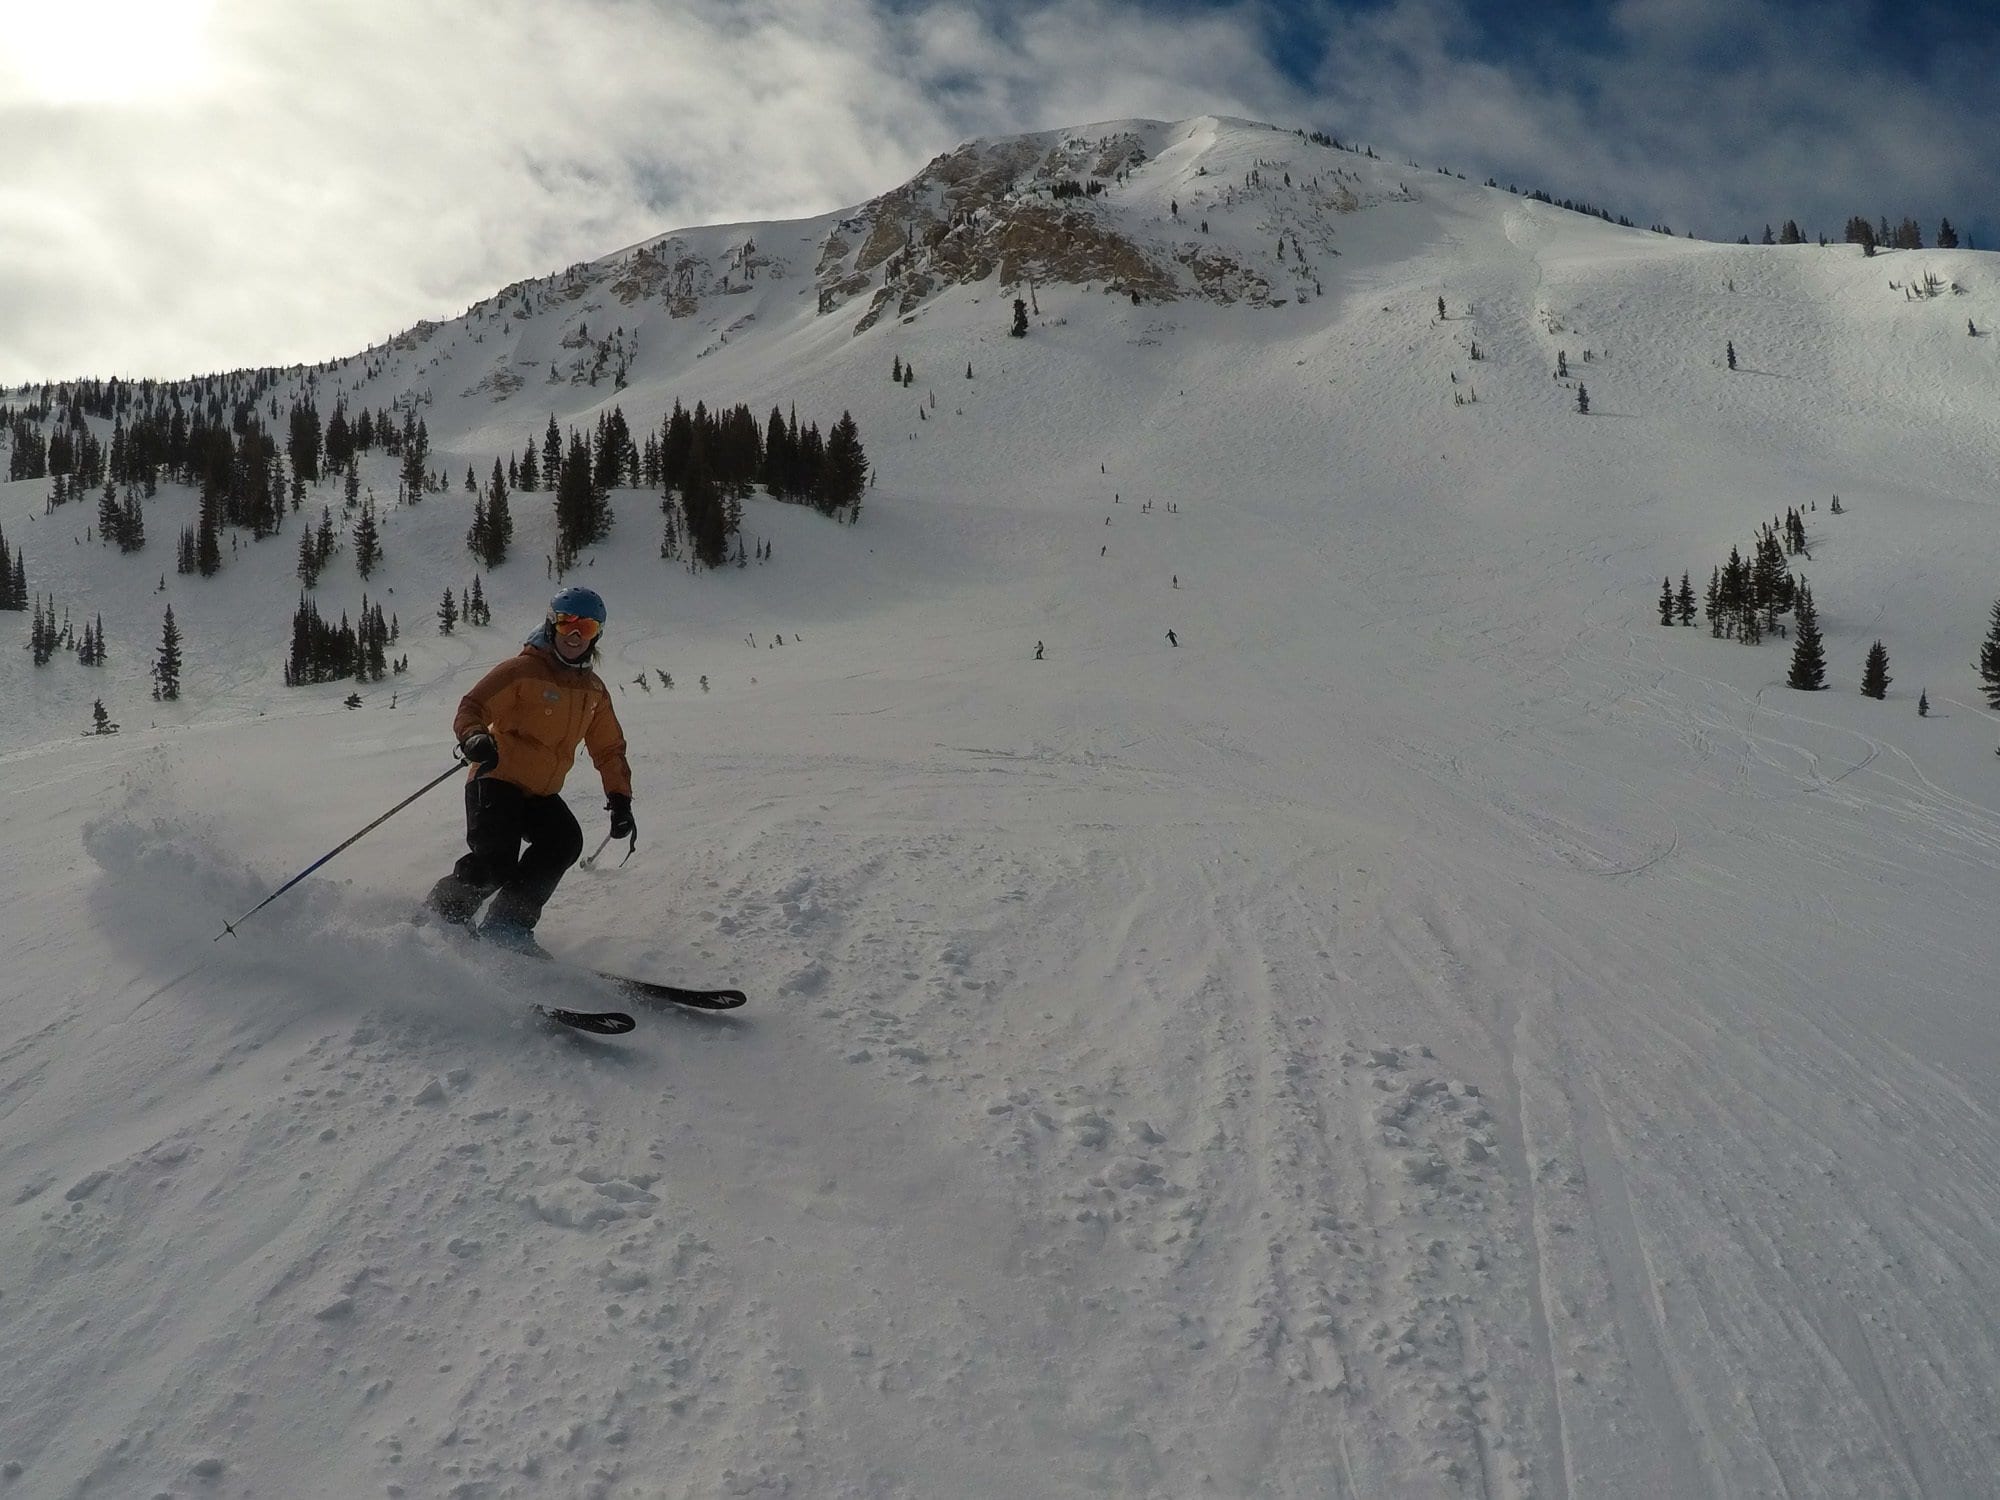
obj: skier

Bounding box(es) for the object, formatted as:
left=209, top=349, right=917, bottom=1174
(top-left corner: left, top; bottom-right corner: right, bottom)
left=426, top=587, right=634, bottom=949
left=1166, top=630, right=1178, bottom=647
left=1035, top=641, right=1045, bottom=660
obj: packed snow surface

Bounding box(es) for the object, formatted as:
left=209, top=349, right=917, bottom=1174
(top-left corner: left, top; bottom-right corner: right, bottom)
left=4, top=118, right=1999, bottom=1497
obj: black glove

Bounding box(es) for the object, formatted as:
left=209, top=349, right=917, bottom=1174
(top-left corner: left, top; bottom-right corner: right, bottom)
left=607, top=793, right=635, bottom=840
left=459, top=731, right=500, bottom=773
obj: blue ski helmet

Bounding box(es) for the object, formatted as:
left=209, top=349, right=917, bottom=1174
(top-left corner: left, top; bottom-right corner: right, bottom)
left=530, top=586, right=607, bottom=661
left=548, top=586, right=606, bottom=627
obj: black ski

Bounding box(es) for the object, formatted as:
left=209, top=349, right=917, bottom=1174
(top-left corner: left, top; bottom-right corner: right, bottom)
left=421, top=910, right=742, bottom=1017
left=536, top=1004, right=637, bottom=1035
left=600, top=975, right=748, bottom=1011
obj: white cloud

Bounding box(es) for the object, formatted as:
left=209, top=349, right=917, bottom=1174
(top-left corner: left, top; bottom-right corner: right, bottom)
left=2, top=0, right=1989, bottom=384
left=0, top=0, right=1300, bottom=384
left=1310, top=0, right=1995, bottom=244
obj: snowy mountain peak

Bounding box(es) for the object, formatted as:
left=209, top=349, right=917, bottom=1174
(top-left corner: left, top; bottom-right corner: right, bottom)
left=394, top=114, right=1433, bottom=404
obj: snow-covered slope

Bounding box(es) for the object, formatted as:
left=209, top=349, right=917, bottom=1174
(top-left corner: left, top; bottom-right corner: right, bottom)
left=4, top=116, right=2000, bottom=1498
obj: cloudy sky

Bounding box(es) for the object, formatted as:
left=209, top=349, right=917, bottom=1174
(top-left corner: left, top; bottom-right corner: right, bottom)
left=1, top=0, right=1992, bottom=385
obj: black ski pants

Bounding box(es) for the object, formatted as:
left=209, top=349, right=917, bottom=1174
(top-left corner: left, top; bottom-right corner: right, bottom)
left=452, top=775, right=583, bottom=925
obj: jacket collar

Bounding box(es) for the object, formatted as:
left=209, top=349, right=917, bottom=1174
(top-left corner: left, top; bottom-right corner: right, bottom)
left=523, top=641, right=596, bottom=674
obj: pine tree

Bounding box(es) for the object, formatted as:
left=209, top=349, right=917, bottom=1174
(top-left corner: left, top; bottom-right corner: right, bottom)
left=760, top=405, right=791, bottom=499
left=467, top=493, right=489, bottom=561
left=1918, top=689, right=1929, bottom=717
left=819, top=411, right=869, bottom=516
left=31, top=597, right=55, bottom=666
left=485, top=459, right=512, bottom=565
left=354, top=501, right=382, bottom=579
left=91, top=698, right=116, bottom=735
left=1676, top=572, right=1697, bottom=626
left=553, top=428, right=607, bottom=569
left=119, top=492, right=144, bottom=552
left=1978, top=599, right=2000, bottom=709
left=365, top=601, right=389, bottom=680
left=1860, top=640, right=1890, bottom=699
left=1011, top=298, right=1028, bottom=337
left=153, top=605, right=183, bottom=701
left=542, top=414, right=562, bottom=490
left=0, top=527, right=20, bottom=610
left=1787, top=580, right=1826, bottom=690
left=1658, top=576, right=1675, bottom=626
left=680, top=434, right=728, bottom=569
left=1576, top=384, right=1589, bottom=414
left=98, top=480, right=122, bottom=547
left=1726, top=340, right=1737, bottom=370
left=659, top=497, right=681, bottom=561
left=438, top=588, right=459, bottom=634
left=196, top=483, right=222, bottom=576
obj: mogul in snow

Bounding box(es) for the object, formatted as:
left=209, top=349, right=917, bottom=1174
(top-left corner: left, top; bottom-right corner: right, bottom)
left=426, top=587, right=635, bottom=949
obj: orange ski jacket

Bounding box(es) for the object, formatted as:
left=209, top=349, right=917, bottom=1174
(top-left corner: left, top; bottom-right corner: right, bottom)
left=453, top=646, right=632, bottom=799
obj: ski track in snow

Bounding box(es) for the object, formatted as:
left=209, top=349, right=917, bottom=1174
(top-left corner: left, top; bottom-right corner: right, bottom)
left=5, top=116, right=2000, bottom=1496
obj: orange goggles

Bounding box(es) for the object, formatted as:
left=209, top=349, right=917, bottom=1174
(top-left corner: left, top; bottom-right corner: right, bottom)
left=551, top=611, right=602, bottom=643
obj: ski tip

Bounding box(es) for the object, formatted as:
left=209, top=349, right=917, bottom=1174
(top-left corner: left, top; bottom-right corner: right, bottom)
left=680, top=989, right=749, bottom=1011
left=615, top=981, right=748, bottom=1011
left=536, top=1006, right=638, bottom=1035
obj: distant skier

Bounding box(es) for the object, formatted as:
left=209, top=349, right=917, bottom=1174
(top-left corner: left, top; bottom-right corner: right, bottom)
left=1035, top=641, right=1044, bottom=660
left=426, top=586, right=634, bottom=949
left=1166, top=630, right=1178, bottom=647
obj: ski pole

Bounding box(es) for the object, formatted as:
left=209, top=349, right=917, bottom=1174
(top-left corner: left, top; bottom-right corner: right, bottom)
left=580, top=831, right=637, bottom=870
left=216, top=757, right=466, bottom=940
